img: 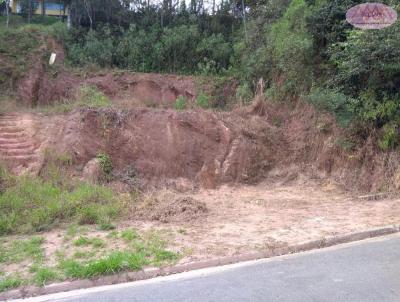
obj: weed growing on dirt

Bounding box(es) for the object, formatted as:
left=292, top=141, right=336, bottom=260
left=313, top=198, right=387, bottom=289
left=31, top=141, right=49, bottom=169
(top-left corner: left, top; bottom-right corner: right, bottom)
left=0, top=237, right=44, bottom=264
left=73, top=236, right=105, bottom=248
left=31, top=267, right=59, bottom=287
left=107, top=230, right=119, bottom=239
left=121, top=229, right=138, bottom=242
left=73, top=251, right=97, bottom=260
left=196, top=93, right=210, bottom=109
left=143, top=231, right=179, bottom=265
left=76, top=86, right=112, bottom=108
left=98, top=222, right=116, bottom=231
left=0, top=276, right=23, bottom=292
left=174, top=96, right=186, bottom=110
left=96, top=152, right=113, bottom=179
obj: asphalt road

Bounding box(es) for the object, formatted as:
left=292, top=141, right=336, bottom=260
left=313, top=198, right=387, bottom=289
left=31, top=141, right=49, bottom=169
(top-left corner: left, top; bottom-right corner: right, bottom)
left=19, top=234, right=400, bottom=302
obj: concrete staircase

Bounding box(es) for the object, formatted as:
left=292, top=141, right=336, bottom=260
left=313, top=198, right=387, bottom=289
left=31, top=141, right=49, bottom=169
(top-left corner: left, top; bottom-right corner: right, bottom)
left=0, top=113, right=38, bottom=172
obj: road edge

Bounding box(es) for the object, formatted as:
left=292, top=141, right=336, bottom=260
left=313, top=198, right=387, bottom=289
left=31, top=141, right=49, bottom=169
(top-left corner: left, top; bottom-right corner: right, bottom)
left=2, top=225, right=399, bottom=301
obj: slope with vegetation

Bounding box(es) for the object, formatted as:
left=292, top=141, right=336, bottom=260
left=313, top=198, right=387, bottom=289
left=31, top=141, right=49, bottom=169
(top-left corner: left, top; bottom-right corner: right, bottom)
left=0, top=0, right=400, bottom=295
left=2, top=0, right=400, bottom=149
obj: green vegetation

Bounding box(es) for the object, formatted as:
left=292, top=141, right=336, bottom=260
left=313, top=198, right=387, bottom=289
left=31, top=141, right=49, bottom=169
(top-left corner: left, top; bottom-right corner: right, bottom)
left=75, top=86, right=112, bottom=108
left=0, top=276, right=23, bottom=292
left=42, top=85, right=112, bottom=114
left=60, top=251, right=148, bottom=278
left=60, top=229, right=179, bottom=279
left=0, top=227, right=179, bottom=291
left=196, top=93, right=210, bottom=109
left=73, top=236, right=105, bottom=248
left=174, top=96, right=187, bottom=110
left=31, top=267, right=59, bottom=287
left=96, top=152, right=113, bottom=178
left=235, top=0, right=400, bottom=150
left=0, top=25, right=40, bottom=91
left=0, top=169, right=121, bottom=235
left=0, top=237, right=44, bottom=264
left=121, top=229, right=138, bottom=242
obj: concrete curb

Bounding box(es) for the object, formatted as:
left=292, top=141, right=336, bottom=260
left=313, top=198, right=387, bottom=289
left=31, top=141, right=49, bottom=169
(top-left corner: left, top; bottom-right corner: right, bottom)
left=1, top=225, right=399, bottom=301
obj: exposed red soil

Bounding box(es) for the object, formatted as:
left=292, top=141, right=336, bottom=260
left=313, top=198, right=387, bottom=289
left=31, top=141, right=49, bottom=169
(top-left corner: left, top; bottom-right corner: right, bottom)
left=18, top=67, right=198, bottom=109
left=4, top=99, right=393, bottom=193
left=46, top=107, right=283, bottom=189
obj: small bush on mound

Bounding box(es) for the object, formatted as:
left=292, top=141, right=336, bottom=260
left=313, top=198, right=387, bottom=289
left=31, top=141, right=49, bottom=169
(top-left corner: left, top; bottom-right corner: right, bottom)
left=174, top=96, right=186, bottom=110
left=96, top=152, right=113, bottom=179
left=307, top=88, right=355, bottom=128
left=196, top=93, right=210, bottom=109
left=0, top=175, right=121, bottom=235
left=76, top=85, right=111, bottom=108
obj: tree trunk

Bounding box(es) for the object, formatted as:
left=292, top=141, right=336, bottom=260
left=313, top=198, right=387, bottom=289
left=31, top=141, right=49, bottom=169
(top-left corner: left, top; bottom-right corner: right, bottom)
left=241, top=0, right=248, bottom=43
left=5, top=0, right=9, bottom=28
left=28, top=0, right=32, bottom=23
left=41, top=0, right=45, bottom=16
left=83, top=0, right=93, bottom=29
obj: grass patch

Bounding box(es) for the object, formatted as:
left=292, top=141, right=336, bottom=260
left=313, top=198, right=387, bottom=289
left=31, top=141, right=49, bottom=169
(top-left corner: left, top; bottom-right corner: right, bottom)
left=98, top=222, right=116, bottom=231
left=107, top=230, right=119, bottom=239
left=76, top=85, right=112, bottom=108
left=60, top=229, right=179, bottom=280
left=0, top=276, right=23, bottom=292
left=73, top=251, right=97, bottom=259
left=0, top=174, right=121, bottom=235
left=0, top=237, right=44, bottom=264
left=32, top=267, right=59, bottom=287
left=73, top=236, right=105, bottom=248
left=173, top=96, right=187, bottom=110
left=61, top=251, right=149, bottom=279
left=121, top=229, right=138, bottom=242
left=196, top=93, right=210, bottom=109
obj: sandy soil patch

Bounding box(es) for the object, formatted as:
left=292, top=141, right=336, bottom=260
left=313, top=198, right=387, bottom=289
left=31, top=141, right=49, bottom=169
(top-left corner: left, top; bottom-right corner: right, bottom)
left=103, top=180, right=400, bottom=263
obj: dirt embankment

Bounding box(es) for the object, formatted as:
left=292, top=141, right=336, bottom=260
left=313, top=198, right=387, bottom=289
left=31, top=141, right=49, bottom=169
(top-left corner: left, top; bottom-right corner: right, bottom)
left=4, top=38, right=400, bottom=193
left=46, top=107, right=283, bottom=190
left=21, top=99, right=398, bottom=193
left=17, top=64, right=200, bottom=108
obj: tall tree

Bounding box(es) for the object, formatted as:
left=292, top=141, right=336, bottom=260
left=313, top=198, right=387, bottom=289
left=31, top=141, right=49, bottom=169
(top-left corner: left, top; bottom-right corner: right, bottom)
left=5, top=0, right=10, bottom=28
left=41, top=0, right=45, bottom=16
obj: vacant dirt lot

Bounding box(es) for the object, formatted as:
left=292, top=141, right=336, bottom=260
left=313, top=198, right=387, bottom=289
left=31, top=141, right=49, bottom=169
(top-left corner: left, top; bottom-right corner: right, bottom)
left=3, top=179, right=397, bottom=277
left=136, top=181, right=400, bottom=262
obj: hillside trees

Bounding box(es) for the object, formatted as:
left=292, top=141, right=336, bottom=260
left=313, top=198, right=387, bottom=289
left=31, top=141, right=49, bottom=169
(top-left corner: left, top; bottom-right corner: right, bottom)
left=1, top=0, right=11, bottom=27
left=63, top=0, right=238, bottom=73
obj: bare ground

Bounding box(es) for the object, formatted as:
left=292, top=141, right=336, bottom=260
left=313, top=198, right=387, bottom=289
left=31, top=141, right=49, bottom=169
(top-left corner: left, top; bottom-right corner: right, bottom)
left=2, top=180, right=399, bottom=280
left=136, top=180, right=400, bottom=262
